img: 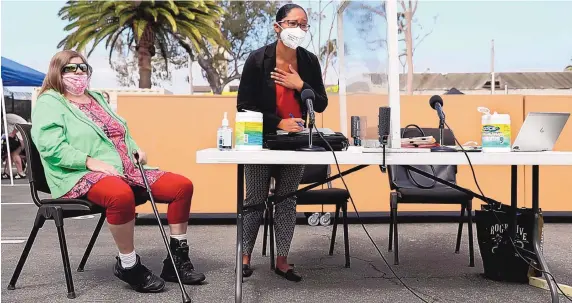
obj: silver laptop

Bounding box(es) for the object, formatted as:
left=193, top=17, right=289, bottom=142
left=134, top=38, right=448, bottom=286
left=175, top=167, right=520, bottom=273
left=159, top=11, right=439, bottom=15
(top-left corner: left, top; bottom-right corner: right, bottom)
left=512, top=112, right=569, bottom=152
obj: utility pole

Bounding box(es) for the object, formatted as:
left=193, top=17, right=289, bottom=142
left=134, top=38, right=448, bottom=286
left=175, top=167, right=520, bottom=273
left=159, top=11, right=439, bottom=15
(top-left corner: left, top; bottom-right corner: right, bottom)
left=490, top=39, right=495, bottom=94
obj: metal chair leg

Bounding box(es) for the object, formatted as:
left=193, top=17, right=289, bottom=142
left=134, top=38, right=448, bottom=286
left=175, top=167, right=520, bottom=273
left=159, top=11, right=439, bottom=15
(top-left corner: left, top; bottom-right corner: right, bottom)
left=262, top=208, right=269, bottom=256
left=391, top=195, right=399, bottom=265
left=455, top=204, right=466, bottom=254
left=7, top=212, right=45, bottom=290
left=269, top=206, right=275, bottom=270
left=329, top=204, right=341, bottom=256
left=467, top=201, right=475, bottom=267
left=77, top=214, right=106, bottom=272
left=53, top=208, right=76, bottom=299
left=388, top=194, right=394, bottom=252
left=342, top=202, right=350, bottom=268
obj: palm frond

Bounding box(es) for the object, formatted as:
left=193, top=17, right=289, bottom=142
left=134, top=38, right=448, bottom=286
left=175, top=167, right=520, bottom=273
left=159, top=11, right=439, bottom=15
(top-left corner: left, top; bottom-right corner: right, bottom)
left=114, top=2, right=134, bottom=16
left=154, top=28, right=171, bottom=71
left=156, top=8, right=178, bottom=32
left=165, top=0, right=179, bottom=15
left=119, top=12, right=137, bottom=27
left=88, top=25, right=121, bottom=57
left=58, top=0, right=225, bottom=79
left=108, top=28, right=129, bottom=65
left=144, top=7, right=158, bottom=22
left=134, top=19, right=149, bottom=41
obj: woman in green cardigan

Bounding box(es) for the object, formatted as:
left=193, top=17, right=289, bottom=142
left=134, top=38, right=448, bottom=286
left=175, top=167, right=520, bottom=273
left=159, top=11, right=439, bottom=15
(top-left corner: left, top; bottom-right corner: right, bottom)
left=32, top=50, right=204, bottom=293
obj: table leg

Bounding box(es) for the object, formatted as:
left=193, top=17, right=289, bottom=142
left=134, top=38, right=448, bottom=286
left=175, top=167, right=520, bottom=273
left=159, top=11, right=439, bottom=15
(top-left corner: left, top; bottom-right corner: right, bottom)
left=532, top=165, right=559, bottom=303
left=510, top=165, right=518, bottom=239
left=235, top=164, right=244, bottom=303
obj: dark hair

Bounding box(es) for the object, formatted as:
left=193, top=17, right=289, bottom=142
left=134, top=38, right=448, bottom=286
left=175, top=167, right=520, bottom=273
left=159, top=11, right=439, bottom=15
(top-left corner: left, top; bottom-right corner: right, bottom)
left=276, top=4, right=306, bottom=22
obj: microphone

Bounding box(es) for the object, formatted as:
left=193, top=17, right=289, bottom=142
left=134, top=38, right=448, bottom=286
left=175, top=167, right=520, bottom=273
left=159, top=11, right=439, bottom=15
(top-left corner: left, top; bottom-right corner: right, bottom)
left=378, top=107, right=391, bottom=173
left=297, top=89, right=325, bottom=152
left=301, top=89, right=316, bottom=126
left=429, top=95, right=445, bottom=121
left=378, top=107, right=391, bottom=146
left=351, top=116, right=361, bottom=146
left=428, top=95, right=456, bottom=152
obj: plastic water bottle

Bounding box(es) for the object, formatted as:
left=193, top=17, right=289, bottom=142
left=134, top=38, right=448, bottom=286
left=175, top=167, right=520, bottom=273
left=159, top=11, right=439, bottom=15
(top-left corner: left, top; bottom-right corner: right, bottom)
left=217, top=112, right=233, bottom=150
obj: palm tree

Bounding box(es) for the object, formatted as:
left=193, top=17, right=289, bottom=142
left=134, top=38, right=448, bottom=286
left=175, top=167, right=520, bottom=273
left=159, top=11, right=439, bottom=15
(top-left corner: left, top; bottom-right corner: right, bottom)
left=58, top=0, right=224, bottom=88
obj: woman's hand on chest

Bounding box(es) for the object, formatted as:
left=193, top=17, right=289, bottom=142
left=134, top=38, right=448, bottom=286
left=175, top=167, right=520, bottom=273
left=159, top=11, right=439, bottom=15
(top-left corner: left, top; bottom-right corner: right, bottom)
left=271, top=64, right=304, bottom=92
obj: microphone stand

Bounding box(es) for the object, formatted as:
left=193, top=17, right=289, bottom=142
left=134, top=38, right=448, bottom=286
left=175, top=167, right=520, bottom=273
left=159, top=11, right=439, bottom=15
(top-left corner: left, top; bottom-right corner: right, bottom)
left=297, top=109, right=326, bottom=152
left=431, top=117, right=456, bottom=152
left=380, top=135, right=388, bottom=173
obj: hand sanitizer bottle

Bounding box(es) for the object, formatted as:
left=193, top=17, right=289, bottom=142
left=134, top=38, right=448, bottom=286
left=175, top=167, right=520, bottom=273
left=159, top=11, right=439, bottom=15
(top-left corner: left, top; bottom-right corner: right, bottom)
left=217, top=112, right=233, bottom=150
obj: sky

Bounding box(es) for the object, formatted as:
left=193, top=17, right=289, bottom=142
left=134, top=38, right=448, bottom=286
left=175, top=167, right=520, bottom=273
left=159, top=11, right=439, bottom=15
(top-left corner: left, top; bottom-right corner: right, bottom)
left=1, top=0, right=571, bottom=94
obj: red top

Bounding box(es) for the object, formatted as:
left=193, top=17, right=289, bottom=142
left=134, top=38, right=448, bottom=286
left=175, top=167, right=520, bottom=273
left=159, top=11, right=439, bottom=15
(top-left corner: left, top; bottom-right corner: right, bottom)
left=275, top=84, right=302, bottom=119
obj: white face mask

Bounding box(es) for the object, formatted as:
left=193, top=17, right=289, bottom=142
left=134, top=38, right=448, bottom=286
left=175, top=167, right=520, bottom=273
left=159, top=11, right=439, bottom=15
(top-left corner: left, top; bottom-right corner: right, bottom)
left=277, top=23, right=306, bottom=49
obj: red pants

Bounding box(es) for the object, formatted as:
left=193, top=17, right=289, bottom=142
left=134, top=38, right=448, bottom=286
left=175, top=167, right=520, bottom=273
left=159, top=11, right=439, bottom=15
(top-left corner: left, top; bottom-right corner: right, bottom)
left=87, top=172, right=193, bottom=225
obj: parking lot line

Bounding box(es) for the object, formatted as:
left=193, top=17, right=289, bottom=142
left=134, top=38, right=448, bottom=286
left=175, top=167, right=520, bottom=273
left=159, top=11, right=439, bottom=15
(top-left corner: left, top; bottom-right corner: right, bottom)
left=1, top=237, right=27, bottom=244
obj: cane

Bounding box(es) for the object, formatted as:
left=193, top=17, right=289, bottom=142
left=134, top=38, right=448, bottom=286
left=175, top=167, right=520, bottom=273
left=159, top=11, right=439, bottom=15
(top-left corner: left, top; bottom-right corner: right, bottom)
left=133, top=151, right=191, bottom=303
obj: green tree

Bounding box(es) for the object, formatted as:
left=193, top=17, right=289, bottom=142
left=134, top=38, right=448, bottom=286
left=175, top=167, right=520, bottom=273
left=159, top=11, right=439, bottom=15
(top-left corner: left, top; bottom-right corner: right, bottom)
left=58, top=0, right=224, bottom=88
left=305, top=0, right=338, bottom=82
left=347, top=1, right=437, bottom=94
left=180, top=1, right=282, bottom=94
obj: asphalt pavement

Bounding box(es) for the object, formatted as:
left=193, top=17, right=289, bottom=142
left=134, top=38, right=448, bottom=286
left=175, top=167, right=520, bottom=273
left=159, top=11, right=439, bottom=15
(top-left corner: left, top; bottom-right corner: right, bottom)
left=2, top=185, right=571, bottom=303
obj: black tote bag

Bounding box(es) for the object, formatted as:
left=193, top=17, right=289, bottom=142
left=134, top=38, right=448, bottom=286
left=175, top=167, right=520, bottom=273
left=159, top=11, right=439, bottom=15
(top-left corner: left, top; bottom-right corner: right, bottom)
left=475, top=203, right=544, bottom=283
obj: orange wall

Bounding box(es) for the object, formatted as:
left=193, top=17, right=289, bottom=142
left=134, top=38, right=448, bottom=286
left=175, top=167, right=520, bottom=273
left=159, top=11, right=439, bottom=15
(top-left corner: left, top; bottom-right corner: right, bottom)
left=116, top=94, right=572, bottom=214
left=523, top=96, right=572, bottom=210
left=321, top=95, right=526, bottom=212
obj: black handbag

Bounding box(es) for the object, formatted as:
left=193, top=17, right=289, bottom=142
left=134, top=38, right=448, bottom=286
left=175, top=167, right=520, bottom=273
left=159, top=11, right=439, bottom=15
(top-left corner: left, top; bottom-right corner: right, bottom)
left=264, top=131, right=349, bottom=151
left=400, top=125, right=437, bottom=189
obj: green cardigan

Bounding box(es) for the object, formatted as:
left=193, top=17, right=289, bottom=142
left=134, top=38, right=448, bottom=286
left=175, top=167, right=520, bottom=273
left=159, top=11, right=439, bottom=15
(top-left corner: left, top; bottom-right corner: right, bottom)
left=31, top=89, right=142, bottom=198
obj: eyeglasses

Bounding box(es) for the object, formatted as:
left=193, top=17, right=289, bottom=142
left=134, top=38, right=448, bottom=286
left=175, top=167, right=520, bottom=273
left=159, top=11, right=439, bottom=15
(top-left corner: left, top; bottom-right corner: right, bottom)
left=61, top=63, right=91, bottom=74
left=279, top=20, right=310, bottom=31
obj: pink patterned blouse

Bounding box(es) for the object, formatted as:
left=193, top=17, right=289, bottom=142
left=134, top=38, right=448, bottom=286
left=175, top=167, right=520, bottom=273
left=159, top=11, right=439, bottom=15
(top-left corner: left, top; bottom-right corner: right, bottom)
left=61, top=97, right=165, bottom=199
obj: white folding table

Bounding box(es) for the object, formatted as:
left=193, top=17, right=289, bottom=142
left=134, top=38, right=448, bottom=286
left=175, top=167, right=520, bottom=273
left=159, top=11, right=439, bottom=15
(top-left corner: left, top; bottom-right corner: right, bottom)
left=196, top=148, right=572, bottom=303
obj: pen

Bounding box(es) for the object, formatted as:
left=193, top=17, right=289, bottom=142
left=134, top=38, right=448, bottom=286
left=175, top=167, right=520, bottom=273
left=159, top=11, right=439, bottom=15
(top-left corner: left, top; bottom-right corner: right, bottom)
left=289, top=113, right=304, bottom=127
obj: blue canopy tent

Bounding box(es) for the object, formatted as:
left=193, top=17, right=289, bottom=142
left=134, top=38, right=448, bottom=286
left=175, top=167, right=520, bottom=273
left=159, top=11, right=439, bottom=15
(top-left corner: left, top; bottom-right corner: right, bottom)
left=1, top=57, right=44, bottom=185
left=1, top=57, right=45, bottom=87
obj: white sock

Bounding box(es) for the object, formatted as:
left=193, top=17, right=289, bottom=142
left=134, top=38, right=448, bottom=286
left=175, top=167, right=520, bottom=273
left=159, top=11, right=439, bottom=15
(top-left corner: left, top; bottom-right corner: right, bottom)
left=119, top=250, right=137, bottom=269
left=170, top=234, right=187, bottom=242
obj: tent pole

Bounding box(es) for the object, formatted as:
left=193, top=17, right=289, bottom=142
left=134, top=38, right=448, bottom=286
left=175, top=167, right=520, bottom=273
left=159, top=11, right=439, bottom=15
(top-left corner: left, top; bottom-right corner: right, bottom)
left=337, top=0, right=349, bottom=137
left=1, top=80, right=15, bottom=185
left=386, top=0, right=401, bottom=148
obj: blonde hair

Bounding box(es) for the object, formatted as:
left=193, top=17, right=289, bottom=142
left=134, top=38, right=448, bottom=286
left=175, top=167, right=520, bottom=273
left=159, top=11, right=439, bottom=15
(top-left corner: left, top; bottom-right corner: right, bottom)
left=38, top=50, right=90, bottom=95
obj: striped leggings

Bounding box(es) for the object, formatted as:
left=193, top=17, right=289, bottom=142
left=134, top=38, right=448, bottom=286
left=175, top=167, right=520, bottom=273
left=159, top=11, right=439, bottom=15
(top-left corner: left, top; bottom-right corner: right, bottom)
left=243, top=164, right=305, bottom=256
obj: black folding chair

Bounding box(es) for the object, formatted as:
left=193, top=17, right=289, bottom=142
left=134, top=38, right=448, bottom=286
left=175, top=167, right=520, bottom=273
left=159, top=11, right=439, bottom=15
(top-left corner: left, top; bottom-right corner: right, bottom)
left=6, top=123, right=145, bottom=299
left=262, top=165, right=351, bottom=268
left=387, top=127, right=474, bottom=267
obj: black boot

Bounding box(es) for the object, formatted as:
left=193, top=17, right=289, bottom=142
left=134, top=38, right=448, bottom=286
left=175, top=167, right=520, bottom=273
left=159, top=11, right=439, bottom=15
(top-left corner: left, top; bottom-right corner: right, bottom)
left=160, top=238, right=206, bottom=285
left=113, top=254, right=165, bottom=293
